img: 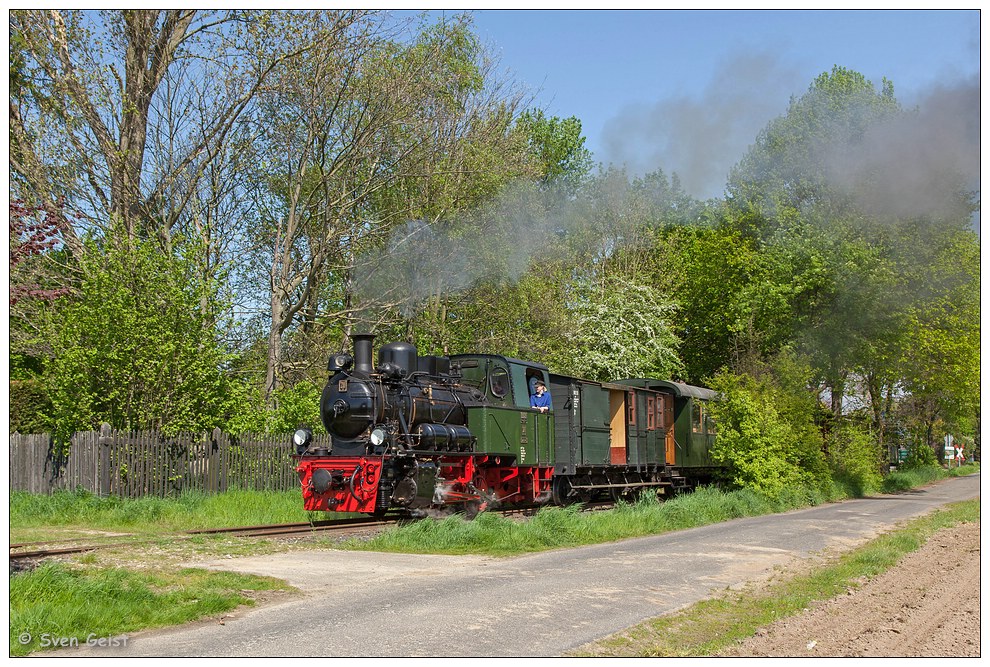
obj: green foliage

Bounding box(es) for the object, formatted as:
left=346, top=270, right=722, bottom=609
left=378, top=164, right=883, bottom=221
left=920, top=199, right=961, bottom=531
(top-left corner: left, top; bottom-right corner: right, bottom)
left=827, top=423, right=883, bottom=496
left=226, top=380, right=326, bottom=435
left=9, top=378, right=52, bottom=434
left=516, top=108, right=594, bottom=189
left=706, top=365, right=830, bottom=498
left=43, top=235, right=240, bottom=441
left=706, top=374, right=801, bottom=496
left=901, top=443, right=939, bottom=470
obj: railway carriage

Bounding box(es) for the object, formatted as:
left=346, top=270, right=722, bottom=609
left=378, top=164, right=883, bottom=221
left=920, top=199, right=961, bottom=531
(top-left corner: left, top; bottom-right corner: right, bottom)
left=294, top=334, right=720, bottom=515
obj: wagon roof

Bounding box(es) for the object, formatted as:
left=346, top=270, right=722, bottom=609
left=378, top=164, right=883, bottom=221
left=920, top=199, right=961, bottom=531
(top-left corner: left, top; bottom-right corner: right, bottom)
left=617, top=378, right=718, bottom=400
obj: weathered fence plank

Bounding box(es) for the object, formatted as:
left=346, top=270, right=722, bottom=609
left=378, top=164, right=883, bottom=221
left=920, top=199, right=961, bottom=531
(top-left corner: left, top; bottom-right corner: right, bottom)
left=8, top=427, right=312, bottom=497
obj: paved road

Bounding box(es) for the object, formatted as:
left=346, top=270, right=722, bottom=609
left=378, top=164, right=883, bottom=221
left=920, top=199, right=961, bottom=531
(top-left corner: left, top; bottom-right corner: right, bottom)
left=59, top=474, right=979, bottom=657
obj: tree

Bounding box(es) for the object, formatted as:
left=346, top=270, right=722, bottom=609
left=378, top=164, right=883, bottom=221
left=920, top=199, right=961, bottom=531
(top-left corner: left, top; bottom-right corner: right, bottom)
left=725, top=66, right=977, bottom=433
left=44, top=233, right=240, bottom=440
left=10, top=9, right=324, bottom=249
left=557, top=276, right=682, bottom=382
left=515, top=109, right=594, bottom=190
left=727, top=65, right=900, bottom=227
left=896, top=227, right=980, bottom=458
left=243, top=14, right=533, bottom=399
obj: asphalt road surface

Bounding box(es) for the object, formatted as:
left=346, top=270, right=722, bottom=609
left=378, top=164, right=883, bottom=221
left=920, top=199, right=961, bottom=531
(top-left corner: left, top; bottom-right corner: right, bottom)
left=59, top=474, right=979, bottom=657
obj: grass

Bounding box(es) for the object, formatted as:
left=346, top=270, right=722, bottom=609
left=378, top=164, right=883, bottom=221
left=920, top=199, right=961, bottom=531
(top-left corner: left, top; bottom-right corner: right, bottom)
left=346, top=464, right=979, bottom=557
left=881, top=462, right=979, bottom=492
left=7, top=463, right=976, bottom=656
left=347, top=484, right=840, bottom=556
left=9, top=563, right=292, bottom=656
left=9, top=487, right=324, bottom=536
left=571, top=498, right=980, bottom=657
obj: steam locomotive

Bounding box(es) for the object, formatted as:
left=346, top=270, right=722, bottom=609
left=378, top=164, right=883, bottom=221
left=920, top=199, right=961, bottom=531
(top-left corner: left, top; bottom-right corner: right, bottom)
left=293, top=333, right=719, bottom=515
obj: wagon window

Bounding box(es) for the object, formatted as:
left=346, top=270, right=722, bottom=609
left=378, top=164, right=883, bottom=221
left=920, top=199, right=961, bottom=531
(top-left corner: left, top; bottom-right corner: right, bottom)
left=656, top=396, right=665, bottom=429
left=692, top=403, right=704, bottom=433
left=627, top=391, right=636, bottom=425
left=647, top=396, right=656, bottom=430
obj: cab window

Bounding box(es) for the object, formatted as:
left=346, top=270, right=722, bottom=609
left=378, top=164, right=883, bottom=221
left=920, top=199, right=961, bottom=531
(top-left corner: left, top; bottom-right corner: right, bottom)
left=489, top=367, right=509, bottom=398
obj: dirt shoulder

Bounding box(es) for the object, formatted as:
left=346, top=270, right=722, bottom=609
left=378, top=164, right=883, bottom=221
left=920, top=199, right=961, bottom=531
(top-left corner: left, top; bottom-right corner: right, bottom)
left=718, top=520, right=981, bottom=657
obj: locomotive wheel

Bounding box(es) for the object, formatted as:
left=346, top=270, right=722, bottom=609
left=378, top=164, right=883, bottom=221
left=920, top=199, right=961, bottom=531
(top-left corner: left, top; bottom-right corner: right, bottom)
left=462, top=500, right=482, bottom=519
left=551, top=476, right=572, bottom=506
left=462, top=473, right=491, bottom=518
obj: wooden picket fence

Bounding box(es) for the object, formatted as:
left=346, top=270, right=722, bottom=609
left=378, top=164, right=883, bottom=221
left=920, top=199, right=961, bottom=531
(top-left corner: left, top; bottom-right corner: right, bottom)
left=8, top=425, right=332, bottom=497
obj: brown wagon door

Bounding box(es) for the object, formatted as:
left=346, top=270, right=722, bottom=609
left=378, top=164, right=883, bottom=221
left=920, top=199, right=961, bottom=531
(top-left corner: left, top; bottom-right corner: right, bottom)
left=660, top=394, right=676, bottom=465
left=608, top=389, right=628, bottom=465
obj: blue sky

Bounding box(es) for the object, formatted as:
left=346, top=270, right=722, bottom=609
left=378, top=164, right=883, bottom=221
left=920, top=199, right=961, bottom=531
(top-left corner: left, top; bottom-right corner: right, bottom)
left=445, top=9, right=980, bottom=200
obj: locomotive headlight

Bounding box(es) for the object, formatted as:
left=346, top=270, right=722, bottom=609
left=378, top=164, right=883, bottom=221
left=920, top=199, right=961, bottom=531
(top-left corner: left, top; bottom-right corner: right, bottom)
left=370, top=427, right=387, bottom=447
left=293, top=428, right=313, bottom=454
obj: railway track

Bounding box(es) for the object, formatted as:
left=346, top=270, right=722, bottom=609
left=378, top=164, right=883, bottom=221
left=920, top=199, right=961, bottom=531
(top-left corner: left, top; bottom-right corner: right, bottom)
left=9, top=516, right=398, bottom=565
left=10, top=501, right=618, bottom=565
left=186, top=516, right=396, bottom=538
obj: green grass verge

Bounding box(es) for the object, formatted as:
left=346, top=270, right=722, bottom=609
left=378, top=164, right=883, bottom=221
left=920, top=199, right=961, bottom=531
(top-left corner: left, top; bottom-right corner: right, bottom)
left=9, top=563, right=292, bottom=656
left=881, top=462, right=979, bottom=492
left=571, top=498, right=979, bottom=657
left=346, top=484, right=839, bottom=556
left=348, top=464, right=978, bottom=557
left=9, top=487, right=323, bottom=534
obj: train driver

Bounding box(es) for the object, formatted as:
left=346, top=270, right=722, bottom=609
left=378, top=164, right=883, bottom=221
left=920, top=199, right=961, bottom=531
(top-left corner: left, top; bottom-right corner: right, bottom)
left=531, top=380, right=552, bottom=413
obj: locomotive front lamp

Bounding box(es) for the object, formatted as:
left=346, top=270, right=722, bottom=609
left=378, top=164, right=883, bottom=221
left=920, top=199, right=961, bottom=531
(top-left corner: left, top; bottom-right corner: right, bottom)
left=370, top=427, right=387, bottom=447
left=293, top=428, right=313, bottom=454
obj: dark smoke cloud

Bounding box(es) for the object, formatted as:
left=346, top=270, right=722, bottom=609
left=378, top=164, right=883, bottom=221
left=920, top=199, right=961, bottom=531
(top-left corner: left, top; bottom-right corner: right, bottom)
left=824, top=75, right=980, bottom=222
left=350, top=174, right=675, bottom=318
left=600, top=50, right=804, bottom=200
left=353, top=62, right=979, bottom=321
left=600, top=51, right=979, bottom=227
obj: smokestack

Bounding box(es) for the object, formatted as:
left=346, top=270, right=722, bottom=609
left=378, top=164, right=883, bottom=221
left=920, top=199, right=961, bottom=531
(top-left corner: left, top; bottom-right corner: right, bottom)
left=351, top=333, right=376, bottom=376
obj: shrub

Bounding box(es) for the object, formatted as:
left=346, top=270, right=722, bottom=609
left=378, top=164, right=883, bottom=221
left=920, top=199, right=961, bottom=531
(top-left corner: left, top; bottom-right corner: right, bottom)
left=707, top=372, right=809, bottom=498
left=827, top=423, right=883, bottom=496
left=225, top=380, right=325, bottom=435
left=901, top=443, right=939, bottom=469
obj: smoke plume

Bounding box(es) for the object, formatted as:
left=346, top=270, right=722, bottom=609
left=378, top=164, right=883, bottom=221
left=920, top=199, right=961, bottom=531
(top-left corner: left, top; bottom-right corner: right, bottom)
left=600, top=50, right=804, bottom=200
left=351, top=182, right=583, bottom=317
left=823, top=75, right=980, bottom=222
